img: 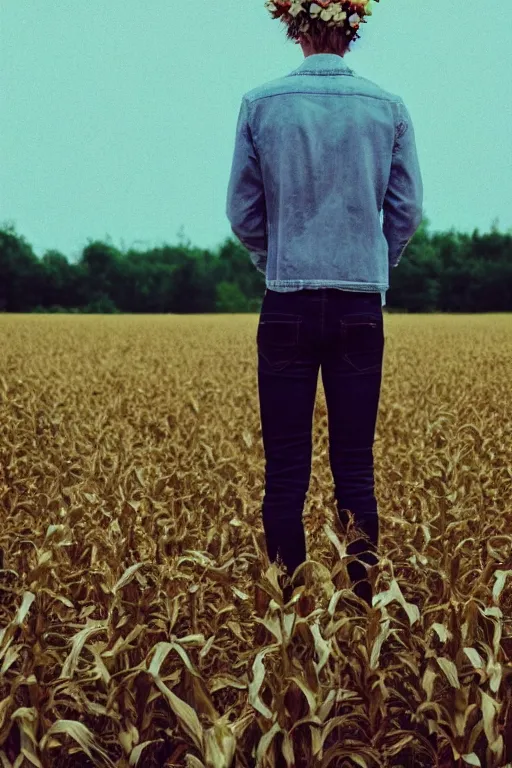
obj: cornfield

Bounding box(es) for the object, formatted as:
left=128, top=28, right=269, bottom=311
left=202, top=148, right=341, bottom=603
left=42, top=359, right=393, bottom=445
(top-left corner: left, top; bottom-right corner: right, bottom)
left=0, top=312, right=511, bottom=768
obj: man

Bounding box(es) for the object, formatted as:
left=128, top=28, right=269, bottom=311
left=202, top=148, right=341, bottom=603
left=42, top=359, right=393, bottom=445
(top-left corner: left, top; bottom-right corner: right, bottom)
left=226, top=0, right=423, bottom=608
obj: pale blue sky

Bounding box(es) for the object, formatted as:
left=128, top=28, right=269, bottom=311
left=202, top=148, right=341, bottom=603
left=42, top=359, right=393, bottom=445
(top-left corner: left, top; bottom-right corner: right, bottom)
left=1, top=1, right=511, bottom=263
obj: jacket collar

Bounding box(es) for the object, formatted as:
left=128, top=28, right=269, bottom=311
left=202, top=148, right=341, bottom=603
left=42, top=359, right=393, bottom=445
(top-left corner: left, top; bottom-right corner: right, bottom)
left=287, top=53, right=354, bottom=78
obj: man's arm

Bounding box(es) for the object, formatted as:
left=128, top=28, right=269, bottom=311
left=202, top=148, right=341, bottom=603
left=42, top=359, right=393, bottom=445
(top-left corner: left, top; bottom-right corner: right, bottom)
left=226, top=96, right=268, bottom=273
left=383, top=99, right=424, bottom=269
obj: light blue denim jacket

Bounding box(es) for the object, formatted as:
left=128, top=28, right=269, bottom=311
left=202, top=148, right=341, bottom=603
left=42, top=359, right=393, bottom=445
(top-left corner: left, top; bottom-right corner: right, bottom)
left=226, top=53, right=424, bottom=307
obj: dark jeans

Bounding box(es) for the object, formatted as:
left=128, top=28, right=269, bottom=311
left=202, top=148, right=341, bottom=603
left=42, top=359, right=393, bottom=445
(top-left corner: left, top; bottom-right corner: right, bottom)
left=257, top=287, right=384, bottom=585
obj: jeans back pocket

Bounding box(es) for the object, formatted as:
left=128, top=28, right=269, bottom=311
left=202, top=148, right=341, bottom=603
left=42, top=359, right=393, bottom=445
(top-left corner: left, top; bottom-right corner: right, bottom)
left=340, top=312, right=384, bottom=373
left=257, top=313, right=302, bottom=372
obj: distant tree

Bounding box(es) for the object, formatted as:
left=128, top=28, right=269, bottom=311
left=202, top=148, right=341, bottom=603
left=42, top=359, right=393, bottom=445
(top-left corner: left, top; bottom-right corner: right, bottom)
left=40, top=250, right=75, bottom=308
left=215, top=238, right=266, bottom=298
left=388, top=240, right=442, bottom=313
left=79, top=241, right=123, bottom=305
left=0, top=226, right=43, bottom=311
left=167, top=254, right=208, bottom=314
left=83, top=293, right=120, bottom=314
left=215, top=281, right=249, bottom=313
left=2, top=209, right=511, bottom=315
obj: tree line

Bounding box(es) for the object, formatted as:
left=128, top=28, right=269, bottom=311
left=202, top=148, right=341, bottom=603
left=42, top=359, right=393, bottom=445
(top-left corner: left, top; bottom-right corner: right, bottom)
left=0, top=214, right=511, bottom=314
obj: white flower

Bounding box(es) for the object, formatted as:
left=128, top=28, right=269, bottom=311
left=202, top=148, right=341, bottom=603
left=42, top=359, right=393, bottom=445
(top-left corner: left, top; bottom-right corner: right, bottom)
left=289, top=1, right=306, bottom=18
left=309, top=2, right=323, bottom=19
left=330, top=2, right=347, bottom=23
left=264, top=0, right=373, bottom=25
left=320, top=8, right=335, bottom=21
left=311, top=2, right=351, bottom=25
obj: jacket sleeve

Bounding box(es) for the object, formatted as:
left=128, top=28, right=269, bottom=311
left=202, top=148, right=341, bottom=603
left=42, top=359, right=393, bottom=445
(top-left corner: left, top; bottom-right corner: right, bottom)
left=226, top=96, right=268, bottom=273
left=383, top=99, right=424, bottom=268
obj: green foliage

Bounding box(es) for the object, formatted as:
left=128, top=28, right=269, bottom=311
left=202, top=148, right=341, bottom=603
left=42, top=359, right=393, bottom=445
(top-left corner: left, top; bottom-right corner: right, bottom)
left=215, top=281, right=250, bottom=313
left=0, top=226, right=43, bottom=311
left=83, top=293, right=121, bottom=314
left=0, top=217, right=510, bottom=313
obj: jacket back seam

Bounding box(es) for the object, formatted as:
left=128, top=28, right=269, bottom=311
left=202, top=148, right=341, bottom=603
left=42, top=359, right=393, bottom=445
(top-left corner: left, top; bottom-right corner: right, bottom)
left=247, top=90, right=403, bottom=106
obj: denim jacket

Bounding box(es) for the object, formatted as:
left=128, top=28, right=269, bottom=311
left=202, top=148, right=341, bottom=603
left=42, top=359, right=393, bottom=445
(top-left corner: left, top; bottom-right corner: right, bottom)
left=226, top=53, right=424, bottom=307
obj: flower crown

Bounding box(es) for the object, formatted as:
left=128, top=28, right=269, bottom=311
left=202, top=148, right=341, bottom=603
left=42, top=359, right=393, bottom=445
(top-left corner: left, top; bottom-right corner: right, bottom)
left=264, top=0, right=378, bottom=37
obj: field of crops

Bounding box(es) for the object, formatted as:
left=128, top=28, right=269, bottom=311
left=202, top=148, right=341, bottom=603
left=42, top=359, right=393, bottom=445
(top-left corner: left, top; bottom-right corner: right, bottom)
left=0, top=312, right=511, bottom=768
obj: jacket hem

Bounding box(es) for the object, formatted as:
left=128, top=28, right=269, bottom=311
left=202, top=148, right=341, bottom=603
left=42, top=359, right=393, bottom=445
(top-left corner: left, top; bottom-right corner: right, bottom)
left=265, top=279, right=388, bottom=293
